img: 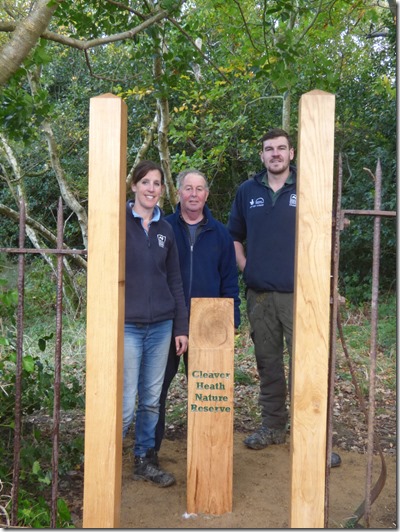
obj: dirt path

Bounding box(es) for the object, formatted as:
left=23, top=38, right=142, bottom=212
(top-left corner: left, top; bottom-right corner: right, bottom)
left=116, top=433, right=396, bottom=529
left=64, top=343, right=396, bottom=529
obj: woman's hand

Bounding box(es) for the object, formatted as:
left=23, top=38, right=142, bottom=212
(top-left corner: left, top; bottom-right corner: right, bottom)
left=175, top=335, right=188, bottom=356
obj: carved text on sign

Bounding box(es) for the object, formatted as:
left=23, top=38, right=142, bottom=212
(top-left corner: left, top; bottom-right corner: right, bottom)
left=190, top=370, right=231, bottom=413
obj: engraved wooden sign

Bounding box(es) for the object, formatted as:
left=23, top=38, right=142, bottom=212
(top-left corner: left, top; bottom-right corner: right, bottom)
left=187, top=298, right=234, bottom=515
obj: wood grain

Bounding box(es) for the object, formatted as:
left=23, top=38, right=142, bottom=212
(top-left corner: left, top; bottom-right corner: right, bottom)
left=187, top=298, right=234, bottom=515
left=83, top=94, right=127, bottom=528
left=290, top=90, right=336, bottom=528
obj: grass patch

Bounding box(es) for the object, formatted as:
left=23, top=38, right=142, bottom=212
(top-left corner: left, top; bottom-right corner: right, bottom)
left=234, top=367, right=255, bottom=385
left=338, top=293, right=397, bottom=393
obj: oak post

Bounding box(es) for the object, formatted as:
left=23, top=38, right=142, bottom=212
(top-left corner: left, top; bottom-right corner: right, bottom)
left=83, top=94, right=127, bottom=528
left=290, top=90, right=336, bottom=527
left=187, top=298, right=234, bottom=515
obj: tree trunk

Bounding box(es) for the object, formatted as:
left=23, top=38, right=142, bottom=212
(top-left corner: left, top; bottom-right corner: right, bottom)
left=28, top=67, right=89, bottom=248
left=0, top=133, right=84, bottom=311
left=153, top=42, right=176, bottom=210
left=387, top=0, right=397, bottom=20
left=126, top=114, right=158, bottom=191
left=0, top=0, right=63, bottom=87
left=42, top=121, right=89, bottom=249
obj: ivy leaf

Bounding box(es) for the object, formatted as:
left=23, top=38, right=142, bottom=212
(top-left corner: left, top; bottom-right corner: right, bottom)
left=38, top=333, right=54, bottom=352
left=32, top=460, right=41, bottom=475
left=22, top=355, right=35, bottom=373
left=57, top=499, right=72, bottom=523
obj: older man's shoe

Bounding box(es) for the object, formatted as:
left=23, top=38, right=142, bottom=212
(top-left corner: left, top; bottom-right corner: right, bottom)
left=133, top=449, right=175, bottom=487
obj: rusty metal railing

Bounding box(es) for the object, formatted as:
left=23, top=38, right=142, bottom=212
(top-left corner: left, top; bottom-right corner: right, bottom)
left=1, top=157, right=396, bottom=527
left=0, top=198, right=87, bottom=528
left=325, top=157, right=396, bottom=527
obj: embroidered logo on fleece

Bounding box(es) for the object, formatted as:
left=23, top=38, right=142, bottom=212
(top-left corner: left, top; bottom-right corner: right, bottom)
left=157, top=234, right=166, bottom=248
left=249, top=197, right=265, bottom=208
left=289, top=194, right=296, bottom=207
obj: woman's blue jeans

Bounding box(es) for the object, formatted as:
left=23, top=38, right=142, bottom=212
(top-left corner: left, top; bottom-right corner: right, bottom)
left=122, top=320, right=173, bottom=457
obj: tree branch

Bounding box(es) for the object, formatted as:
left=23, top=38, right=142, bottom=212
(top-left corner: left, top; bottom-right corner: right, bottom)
left=232, top=0, right=262, bottom=53
left=166, top=16, right=231, bottom=84
left=0, top=10, right=169, bottom=51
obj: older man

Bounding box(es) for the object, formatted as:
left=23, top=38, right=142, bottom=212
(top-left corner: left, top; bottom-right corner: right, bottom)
left=154, top=169, right=240, bottom=453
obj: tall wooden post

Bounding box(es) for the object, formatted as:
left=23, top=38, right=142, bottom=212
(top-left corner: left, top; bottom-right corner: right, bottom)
left=290, top=90, right=336, bottom=528
left=187, top=298, right=234, bottom=515
left=83, top=94, right=127, bottom=528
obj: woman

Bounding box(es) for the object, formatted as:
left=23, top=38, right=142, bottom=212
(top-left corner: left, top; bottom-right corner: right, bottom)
left=123, top=160, right=188, bottom=487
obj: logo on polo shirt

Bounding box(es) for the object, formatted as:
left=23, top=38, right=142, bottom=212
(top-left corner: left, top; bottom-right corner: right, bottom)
left=157, top=234, right=166, bottom=248
left=289, top=194, right=296, bottom=207
left=249, top=197, right=265, bottom=208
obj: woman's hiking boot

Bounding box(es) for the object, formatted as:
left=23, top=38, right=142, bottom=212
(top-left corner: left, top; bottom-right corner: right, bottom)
left=133, top=449, right=175, bottom=487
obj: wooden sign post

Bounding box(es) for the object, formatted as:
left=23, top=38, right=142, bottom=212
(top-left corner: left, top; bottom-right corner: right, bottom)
left=83, top=94, right=127, bottom=528
left=187, top=298, right=234, bottom=515
left=289, top=90, right=336, bottom=528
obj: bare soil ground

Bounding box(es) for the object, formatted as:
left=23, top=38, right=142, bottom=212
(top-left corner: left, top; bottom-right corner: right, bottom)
left=64, top=332, right=397, bottom=529
left=116, top=370, right=396, bottom=529
left=118, top=434, right=396, bottom=529
left=65, top=367, right=396, bottom=529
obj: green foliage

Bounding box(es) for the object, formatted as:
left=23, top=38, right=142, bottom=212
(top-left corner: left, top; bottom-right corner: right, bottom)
left=343, top=293, right=397, bottom=368
left=0, top=278, right=18, bottom=325
left=1, top=0, right=395, bottom=298
left=0, top=40, right=53, bottom=143
left=13, top=489, right=74, bottom=528
left=0, top=273, right=83, bottom=528
left=0, top=0, right=395, bottom=363
left=234, top=367, right=254, bottom=385
left=24, top=260, right=58, bottom=321
left=377, top=295, right=396, bottom=355
left=164, top=395, right=187, bottom=426
left=339, top=293, right=396, bottom=392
